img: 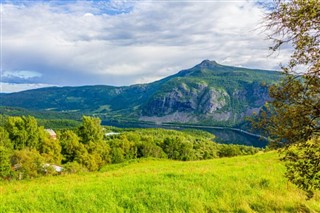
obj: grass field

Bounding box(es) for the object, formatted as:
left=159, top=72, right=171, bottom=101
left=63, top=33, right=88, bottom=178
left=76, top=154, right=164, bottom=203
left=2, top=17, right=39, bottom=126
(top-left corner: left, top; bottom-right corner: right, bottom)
left=1, top=151, right=319, bottom=212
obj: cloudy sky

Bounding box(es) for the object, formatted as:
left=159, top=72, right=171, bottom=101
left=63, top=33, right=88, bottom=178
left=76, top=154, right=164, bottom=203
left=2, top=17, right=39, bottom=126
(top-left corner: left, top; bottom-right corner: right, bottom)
left=1, top=0, right=290, bottom=93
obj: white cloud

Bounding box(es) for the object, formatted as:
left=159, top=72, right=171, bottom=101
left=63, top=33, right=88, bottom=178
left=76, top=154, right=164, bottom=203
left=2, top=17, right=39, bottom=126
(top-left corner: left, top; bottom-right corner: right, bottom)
left=0, top=82, right=56, bottom=93
left=3, top=70, right=42, bottom=79
left=1, top=1, right=291, bottom=93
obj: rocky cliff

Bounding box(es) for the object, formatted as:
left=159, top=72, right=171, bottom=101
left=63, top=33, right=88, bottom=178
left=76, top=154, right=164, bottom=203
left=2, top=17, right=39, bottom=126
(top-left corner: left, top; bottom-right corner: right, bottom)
left=0, top=60, right=281, bottom=126
left=139, top=60, right=277, bottom=126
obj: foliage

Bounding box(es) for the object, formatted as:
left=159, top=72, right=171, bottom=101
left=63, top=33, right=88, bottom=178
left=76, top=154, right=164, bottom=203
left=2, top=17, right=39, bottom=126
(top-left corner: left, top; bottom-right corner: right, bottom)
left=137, top=140, right=167, bottom=159
left=37, top=119, right=81, bottom=130
left=253, top=76, right=319, bottom=146
left=5, top=116, right=40, bottom=150
left=108, top=136, right=137, bottom=163
left=266, top=0, right=319, bottom=77
left=0, top=126, right=13, bottom=150
left=106, top=128, right=259, bottom=162
left=260, top=0, right=320, bottom=143
left=1, top=115, right=261, bottom=180
left=0, top=114, right=6, bottom=126
left=218, top=144, right=259, bottom=157
left=283, top=137, right=320, bottom=199
left=38, top=127, right=62, bottom=164
left=78, top=116, right=104, bottom=145
left=59, top=130, right=81, bottom=163
left=0, top=106, right=81, bottom=121
left=253, top=0, right=320, bottom=197
left=11, top=149, right=45, bottom=180
left=0, top=146, right=12, bottom=179
left=84, top=140, right=111, bottom=170
left=72, top=143, right=99, bottom=171
left=76, top=116, right=111, bottom=170
left=161, top=137, right=195, bottom=161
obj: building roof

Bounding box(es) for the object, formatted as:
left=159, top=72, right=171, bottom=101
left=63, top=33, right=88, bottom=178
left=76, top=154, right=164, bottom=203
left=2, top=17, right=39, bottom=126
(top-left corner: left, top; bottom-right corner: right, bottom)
left=45, top=129, right=57, bottom=140
left=45, top=129, right=56, bottom=136
left=43, top=164, right=63, bottom=172
left=105, top=132, right=120, bottom=136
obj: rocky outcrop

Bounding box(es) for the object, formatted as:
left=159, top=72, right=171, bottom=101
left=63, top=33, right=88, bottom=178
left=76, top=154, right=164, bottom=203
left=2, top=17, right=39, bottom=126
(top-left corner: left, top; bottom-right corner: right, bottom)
left=140, top=80, right=271, bottom=125
left=141, top=82, right=229, bottom=117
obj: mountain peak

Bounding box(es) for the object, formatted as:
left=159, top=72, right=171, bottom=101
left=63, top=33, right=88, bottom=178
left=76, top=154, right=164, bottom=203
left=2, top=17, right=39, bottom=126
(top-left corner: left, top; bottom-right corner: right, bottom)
left=199, top=60, right=219, bottom=68
left=176, top=60, right=221, bottom=77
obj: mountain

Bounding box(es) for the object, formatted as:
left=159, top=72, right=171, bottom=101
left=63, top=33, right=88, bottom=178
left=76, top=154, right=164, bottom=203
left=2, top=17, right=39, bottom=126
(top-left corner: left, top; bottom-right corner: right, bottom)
left=0, top=60, right=281, bottom=126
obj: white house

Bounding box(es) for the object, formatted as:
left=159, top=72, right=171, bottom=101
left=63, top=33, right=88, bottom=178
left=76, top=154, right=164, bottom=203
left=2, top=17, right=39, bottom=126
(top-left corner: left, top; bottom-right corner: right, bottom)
left=43, top=163, right=63, bottom=172
left=105, top=132, right=120, bottom=137
left=45, top=129, right=57, bottom=140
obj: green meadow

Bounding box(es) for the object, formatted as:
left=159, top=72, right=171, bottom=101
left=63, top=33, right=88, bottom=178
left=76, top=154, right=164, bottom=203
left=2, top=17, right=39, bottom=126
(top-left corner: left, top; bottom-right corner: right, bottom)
left=1, top=152, right=319, bottom=213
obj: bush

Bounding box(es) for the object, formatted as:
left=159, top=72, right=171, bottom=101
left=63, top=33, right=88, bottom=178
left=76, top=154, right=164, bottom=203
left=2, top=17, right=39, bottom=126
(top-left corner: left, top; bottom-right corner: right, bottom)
left=161, top=137, right=195, bottom=161
left=63, top=162, right=88, bottom=174
left=0, top=146, right=12, bottom=179
left=11, top=149, right=45, bottom=180
left=283, top=137, right=320, bottom=199
left=137, top=142, right=167, bottom=159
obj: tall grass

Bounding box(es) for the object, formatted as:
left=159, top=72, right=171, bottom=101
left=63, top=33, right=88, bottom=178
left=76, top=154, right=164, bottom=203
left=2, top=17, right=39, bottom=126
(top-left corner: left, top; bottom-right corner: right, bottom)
left=1, top=152, right=319, bottom=212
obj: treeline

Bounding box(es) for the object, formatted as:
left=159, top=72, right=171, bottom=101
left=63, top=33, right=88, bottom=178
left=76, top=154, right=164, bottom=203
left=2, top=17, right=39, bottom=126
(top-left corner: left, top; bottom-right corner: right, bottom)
left=0, top=115, right=260, bottom=180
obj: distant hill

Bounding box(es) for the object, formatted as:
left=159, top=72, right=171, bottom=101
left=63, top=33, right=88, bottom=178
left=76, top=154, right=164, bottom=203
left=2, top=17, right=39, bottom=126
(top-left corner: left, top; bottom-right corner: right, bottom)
left=0, top=60, right=281, bottom=126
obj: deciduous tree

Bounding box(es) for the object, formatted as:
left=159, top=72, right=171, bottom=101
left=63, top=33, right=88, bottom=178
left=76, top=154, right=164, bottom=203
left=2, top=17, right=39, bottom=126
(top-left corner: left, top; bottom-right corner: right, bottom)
left=254, top=0, right=320, bottom=197
left=59, top=130, right=81, bottom=163
left=0, top=146, right=12, bottom=179
left=0, top=126, right=13, bottom=150
left=5, top=116, right=40, bottom=150
left=38, top=127, right=62, bottom=164
left=78, top=116, right=104, bottom=145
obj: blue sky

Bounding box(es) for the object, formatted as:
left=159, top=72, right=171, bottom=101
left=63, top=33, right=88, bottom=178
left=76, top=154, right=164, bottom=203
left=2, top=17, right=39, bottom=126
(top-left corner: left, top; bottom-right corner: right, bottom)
left=1, top=0, right=290, bottom=93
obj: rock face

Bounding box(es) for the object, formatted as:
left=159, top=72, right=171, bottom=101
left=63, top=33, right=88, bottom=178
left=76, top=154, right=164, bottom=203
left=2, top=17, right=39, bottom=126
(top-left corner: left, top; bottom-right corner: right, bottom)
left=142, top=83, right=229, bottom=116
left=0, top=60, right=280, bottom=126
left=139, top=65, right=274, bottom=125
left=139, top=82, right=270, bottom=125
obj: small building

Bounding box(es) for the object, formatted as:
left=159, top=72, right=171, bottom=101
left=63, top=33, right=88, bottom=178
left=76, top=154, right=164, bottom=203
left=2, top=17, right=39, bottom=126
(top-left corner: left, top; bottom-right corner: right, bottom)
left=43, top=163, right=63, bottom=173
left=45, top=129, right=57, bottom=140
left=105, top=132, right=120, bottom=137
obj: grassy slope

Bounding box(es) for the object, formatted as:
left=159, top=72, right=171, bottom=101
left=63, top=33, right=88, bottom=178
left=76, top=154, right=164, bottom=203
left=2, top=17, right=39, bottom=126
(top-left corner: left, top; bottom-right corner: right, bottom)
left=1, top=152, right=319, bottom=212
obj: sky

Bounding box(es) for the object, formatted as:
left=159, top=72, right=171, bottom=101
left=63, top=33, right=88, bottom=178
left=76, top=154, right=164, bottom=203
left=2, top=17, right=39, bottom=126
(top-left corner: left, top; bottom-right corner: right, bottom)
left=0, top=0, right=291, bottom=93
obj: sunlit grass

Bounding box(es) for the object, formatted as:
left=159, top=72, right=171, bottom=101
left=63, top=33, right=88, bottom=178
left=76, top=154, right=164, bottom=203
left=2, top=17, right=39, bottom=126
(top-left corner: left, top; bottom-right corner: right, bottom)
left=1, top=152, right=319, bottom=212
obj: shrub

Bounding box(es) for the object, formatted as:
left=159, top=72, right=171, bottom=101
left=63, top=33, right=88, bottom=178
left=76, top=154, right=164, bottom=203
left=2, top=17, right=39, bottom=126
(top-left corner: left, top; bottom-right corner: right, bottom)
left=63, top=162, right=88, bottom=174
left=11, top=149, right=44, bottom=180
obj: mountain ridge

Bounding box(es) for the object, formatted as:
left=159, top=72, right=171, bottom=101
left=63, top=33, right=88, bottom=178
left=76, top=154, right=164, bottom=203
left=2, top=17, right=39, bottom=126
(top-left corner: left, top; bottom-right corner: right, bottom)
left=0, top=60, right=281, bottom=126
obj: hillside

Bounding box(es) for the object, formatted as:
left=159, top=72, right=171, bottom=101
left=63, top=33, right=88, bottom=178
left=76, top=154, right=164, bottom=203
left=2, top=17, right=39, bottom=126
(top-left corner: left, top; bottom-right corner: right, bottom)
left=0, top=60, right=281, bottom=126
left=1, top=152, right=319, bottom=212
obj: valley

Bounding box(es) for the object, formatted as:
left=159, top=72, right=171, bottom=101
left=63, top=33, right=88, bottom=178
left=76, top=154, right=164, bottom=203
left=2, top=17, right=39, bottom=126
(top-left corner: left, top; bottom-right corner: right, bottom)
left=2, top=0, right=319, bottom=212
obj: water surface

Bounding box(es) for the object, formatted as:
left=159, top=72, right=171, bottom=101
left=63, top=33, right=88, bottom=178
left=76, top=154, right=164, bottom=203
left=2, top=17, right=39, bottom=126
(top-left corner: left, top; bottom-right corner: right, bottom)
left=103, top=121, right=268, bottom=148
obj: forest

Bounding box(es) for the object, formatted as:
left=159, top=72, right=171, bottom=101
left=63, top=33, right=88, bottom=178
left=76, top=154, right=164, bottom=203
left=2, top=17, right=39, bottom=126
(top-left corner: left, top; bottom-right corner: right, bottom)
left=0, top=115, right=260, bottom=180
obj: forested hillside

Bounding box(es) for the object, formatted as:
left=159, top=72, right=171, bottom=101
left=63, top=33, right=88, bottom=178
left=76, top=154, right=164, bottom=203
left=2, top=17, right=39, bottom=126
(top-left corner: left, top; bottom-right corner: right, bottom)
left=0, top=61, right=281, bottom=126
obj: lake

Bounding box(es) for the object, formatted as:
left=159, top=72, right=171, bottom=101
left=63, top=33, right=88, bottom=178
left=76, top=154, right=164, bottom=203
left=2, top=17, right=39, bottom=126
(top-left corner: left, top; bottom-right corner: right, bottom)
left=103, top=121, right=268, bottom=148
left=199, top=128, right=268, bottom=148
